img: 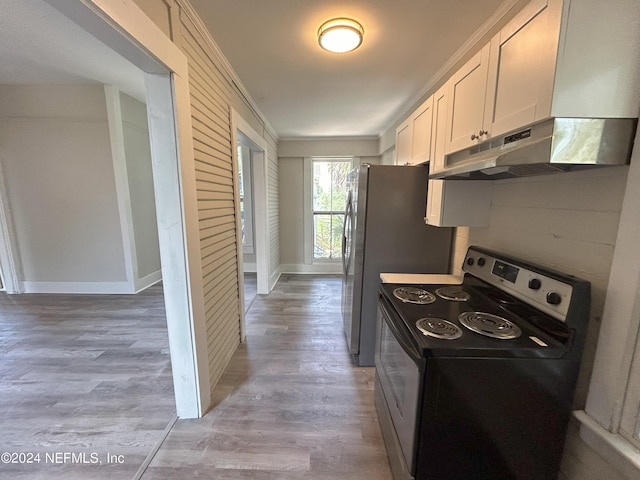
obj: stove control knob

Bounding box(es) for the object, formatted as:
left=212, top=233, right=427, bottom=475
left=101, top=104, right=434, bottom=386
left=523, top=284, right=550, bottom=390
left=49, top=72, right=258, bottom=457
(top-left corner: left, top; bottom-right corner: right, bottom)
left=546, top=292, right=562, bottom=305
left=466, top=258, right=475, bottom=266
left=528, top=278, right=542, bottom=290
left=477, top=257, right=486, bottom=266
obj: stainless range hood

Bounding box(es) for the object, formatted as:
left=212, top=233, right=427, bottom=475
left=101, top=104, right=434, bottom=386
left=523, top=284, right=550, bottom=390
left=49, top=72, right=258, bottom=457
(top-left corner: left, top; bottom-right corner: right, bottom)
left=430, top=118, right=637, bottom=180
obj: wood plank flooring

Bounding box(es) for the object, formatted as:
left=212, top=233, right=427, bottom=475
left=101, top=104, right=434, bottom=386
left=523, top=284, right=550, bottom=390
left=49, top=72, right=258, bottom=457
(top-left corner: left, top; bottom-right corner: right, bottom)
left=142, top=274, right=392, bottom=479
left=0, top=284, right=176, bottom=480
left=0, top=275, right=392, bottom=479
left=243, top=272, right=257, bottom=313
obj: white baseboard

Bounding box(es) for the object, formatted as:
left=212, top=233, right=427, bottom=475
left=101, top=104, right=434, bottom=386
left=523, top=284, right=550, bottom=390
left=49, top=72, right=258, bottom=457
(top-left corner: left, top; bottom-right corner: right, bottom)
left=269, top=266, right=281, bottom=292
left=135, top=270, right=162, bottom=293
left=279, top=263, right=342, bottom=275
left=22, top=281, right=134, bottom=294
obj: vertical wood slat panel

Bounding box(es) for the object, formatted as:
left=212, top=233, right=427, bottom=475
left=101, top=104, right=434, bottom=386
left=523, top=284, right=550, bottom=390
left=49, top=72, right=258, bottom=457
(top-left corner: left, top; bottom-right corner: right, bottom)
left=180, top=10, right=241, bottom=394
left=266, top=132, right=280, bottom=280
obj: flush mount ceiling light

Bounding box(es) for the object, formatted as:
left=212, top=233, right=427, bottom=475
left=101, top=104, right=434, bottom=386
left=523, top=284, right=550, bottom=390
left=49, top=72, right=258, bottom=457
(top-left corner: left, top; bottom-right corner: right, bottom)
left=317, top=18, right=364, bottom=53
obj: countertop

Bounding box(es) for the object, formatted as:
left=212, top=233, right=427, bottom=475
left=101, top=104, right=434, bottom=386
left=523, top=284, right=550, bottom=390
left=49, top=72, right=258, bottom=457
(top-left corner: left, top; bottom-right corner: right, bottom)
left=379, top=273, right=463, bottom=284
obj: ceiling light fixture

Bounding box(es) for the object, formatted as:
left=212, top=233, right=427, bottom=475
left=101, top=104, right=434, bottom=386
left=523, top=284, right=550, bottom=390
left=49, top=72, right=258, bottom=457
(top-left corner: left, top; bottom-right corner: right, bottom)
left=317, top=18, right=364, bottom=53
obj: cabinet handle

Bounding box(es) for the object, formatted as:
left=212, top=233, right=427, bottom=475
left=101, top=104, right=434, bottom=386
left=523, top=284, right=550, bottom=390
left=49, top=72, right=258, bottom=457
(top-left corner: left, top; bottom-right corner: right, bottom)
left=471, top=130, right=489, bottom=141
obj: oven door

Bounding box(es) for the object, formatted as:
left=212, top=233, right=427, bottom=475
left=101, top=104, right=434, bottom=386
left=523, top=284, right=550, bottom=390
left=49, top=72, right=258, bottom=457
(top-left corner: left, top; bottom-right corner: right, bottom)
left=375, top=293, right=423, bottom=478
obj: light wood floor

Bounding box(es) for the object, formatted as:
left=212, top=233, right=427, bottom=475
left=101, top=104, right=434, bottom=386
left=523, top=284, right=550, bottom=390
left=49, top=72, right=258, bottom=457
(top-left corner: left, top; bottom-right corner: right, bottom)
left=243, top=272, right=257, bottom=313
left=143, top=274, right=392, bottom=479
left=0, top=284, right=175, bottom=480
left=0, top=275, right=392, bottom=479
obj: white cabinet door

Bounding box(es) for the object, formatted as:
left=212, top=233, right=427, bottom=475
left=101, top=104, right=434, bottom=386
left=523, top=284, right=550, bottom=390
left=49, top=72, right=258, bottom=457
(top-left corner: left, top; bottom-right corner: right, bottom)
left=446, top=43, right=493, bottom=154
left=408, top=96, right=434, bottom=165
left=425, top=180, right=491, bottom=227
left=430, top=84, right=449, bottom=174
left=488, top=0, right=560, bottom=137
left=395, top=119, right=412, bottom=165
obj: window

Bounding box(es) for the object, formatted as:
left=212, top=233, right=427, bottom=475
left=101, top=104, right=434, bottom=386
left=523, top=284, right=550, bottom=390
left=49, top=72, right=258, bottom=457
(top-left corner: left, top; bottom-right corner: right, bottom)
left=311, top=158, right=352, bottom=260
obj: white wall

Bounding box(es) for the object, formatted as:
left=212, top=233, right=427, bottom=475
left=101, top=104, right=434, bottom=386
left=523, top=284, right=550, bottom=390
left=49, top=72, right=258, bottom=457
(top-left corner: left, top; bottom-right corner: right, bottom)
left=0, top=85, right=161, bottom=294
left=278, top=137, right=379, bottom=158
left=278, top=137, right=380, bottom=272
left=279, top=157, right=305, bottom=267
left=0, top=85, right=129, bottom=292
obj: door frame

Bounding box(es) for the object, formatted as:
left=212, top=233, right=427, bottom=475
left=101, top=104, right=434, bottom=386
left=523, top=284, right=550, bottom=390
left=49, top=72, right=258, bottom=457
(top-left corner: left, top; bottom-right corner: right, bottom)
left=0, top=157, right=22, bottom=294
left=230, top=109, right=270, bottom=340
left=44, top=0, right=210, bottom=418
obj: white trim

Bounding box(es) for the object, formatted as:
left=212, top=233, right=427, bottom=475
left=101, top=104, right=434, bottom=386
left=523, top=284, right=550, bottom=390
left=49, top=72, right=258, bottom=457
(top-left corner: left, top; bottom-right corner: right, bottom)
left=574, top=411, right=640, bottom=478
left=269, top=266, right=281, bottom=292
left=229, top=114, right=246, bottom=342
left=104, top=85, right=137, bottom=286
left=231, top=109, right=270, bottom=296
left=174, top=0, right=278, bottom=140
left=134, top=269, right=162, bottom=293
left=303, top=157, right=313, bottom=265
left=382, top=0, right=523, bottom=136
left=241, top=146, right=255, bottom=252
left=584, top=123, right=640, bottom=427
left=304, top=156, right=356, bottom=264
left=576, top=120, right=640, bottom=475
left=145, top=72, right=210, bottom=418
left=23, top=281, right=133, bottom=294
left=0, top=157, right=23, bottom=294
left=280, top=263, right=342, bottom=275
left=243, top=262, right=257, bottom=273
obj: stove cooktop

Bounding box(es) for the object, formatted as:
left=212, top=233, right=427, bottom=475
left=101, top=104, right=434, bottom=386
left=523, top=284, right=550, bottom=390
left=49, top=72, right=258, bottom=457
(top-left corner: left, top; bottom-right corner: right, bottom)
left=379, top=278, right=570, bottom=359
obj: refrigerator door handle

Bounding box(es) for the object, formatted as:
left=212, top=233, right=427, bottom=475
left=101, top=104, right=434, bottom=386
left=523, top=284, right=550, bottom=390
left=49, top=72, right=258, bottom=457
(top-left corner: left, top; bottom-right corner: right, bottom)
left=342, top=192, right=353, bottom=276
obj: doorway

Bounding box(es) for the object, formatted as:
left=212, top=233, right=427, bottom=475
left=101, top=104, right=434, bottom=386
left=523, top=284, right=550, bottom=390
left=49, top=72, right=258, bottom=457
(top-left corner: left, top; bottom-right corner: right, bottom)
left=25, top=0, right=209, bottom=417
left=231, top=109, right=270, bottom=340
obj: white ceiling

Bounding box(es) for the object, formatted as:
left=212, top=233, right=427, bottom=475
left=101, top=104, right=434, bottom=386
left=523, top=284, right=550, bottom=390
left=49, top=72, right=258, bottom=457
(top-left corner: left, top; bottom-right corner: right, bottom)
left=0, top=0, right=146, bottom=101
left=1, top=0, right=514, bottom=139
left=189, top=0, right=508, bottom=138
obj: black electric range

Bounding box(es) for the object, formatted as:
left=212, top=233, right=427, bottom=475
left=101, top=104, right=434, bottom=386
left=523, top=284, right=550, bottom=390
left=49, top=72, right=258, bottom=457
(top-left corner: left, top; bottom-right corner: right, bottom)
left=374, top=246, right=591, bottom=480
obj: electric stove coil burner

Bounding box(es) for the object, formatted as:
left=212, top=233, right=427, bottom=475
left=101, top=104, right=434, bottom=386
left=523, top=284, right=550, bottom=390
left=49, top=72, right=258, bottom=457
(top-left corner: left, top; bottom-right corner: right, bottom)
left=416, top=318, right=463, bottom=340
left=458, top=312, right=522, bottom=339
left=435, top=286, right=471, bottom=302
left=393, top=287, right=436, bottom=305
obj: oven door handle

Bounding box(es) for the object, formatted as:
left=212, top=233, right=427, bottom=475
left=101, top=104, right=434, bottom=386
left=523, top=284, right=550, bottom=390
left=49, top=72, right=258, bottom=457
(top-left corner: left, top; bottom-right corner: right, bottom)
left=379, top=294, right=422, bottom=365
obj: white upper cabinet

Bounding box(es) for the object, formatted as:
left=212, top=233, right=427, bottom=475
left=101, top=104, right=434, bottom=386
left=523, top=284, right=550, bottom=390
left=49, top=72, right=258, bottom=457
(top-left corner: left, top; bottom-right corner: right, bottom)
left=395, top=96, right=435, bottom=166
left=430, top=84, right=449, bottom=174
left=426, top=179, right=491, bottom=227
left=445, top=43, right=493, bottom=154
left=443, top=0, right=639, bottom=156
left=487, top=0, right=560, bottom=138
left=394, top=118, right=412, bottom=165
left=409, top=97, right=434, bottom=165
left=550, top=0, right=639, bottom=118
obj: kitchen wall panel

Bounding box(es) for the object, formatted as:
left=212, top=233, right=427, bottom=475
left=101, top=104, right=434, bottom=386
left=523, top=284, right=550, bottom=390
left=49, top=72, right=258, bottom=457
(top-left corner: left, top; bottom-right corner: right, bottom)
left=468, top=166, right=630, bottom=480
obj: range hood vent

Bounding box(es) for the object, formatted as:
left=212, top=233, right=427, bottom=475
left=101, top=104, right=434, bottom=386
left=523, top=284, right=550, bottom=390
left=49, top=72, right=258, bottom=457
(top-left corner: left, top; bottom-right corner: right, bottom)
left=430, top=118, right=637, bottom=180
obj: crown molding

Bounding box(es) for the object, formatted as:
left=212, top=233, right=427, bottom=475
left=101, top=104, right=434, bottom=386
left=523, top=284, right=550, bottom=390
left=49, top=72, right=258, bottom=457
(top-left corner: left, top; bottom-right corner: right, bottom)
left=174, top=0, right=279, bottom=140
left=380, top=0, right=523, bottom=138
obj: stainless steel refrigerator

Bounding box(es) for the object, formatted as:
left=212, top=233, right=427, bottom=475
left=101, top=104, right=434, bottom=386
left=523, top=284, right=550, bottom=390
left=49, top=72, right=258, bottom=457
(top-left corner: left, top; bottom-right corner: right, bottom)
left=341, top=164, right=453, bottom=366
